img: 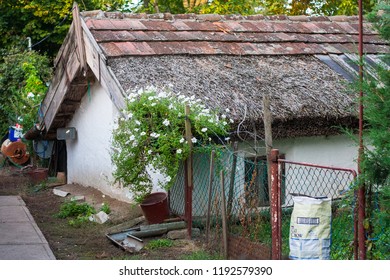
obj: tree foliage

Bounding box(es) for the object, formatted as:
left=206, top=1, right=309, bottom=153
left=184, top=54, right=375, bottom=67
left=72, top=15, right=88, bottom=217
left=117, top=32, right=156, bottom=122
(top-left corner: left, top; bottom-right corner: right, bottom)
left=0, top=0, right=125, bottom=58
left=361, top=1, right=390, bottom=260
left=258, top=0, right=374, bottom=16
left=362, top=2, right=390, bottom=186
left=0, top=49, right=51, bottom=136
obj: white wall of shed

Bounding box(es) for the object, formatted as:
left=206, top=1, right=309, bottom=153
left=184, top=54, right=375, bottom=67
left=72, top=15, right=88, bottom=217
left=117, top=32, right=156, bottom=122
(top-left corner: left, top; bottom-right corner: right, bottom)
left=65, top=83, right=166, bottom=203
left=238, top=134, right=358, bottom=170
left=66, top=83, right=133, bottom=202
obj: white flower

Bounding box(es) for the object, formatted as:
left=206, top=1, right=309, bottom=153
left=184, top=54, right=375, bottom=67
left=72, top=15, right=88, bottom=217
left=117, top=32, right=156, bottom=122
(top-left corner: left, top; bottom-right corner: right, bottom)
left=140, top=132, right=146, bottom=136
left=191, top=137, right=197, bottom=143
left=148, top=96, right=155, bottom=101
left=158, top=91, right=168, bottom=98
left=168, top=104, right=174, bottom=110
left=178, top=95, right=185, bottom=100
left=208, top=137, right=212, bottom=141
left=176, top=149, right=182, bottom=154
left=163, top=119, right=170, bottom=126
left=230, top=118, right=234, bottom=123
left=225, top=108, right=230, bottom=113
left=221, top=114, right=226, bottom=119
left=166, top=176, right=172, bottom=183
left=179, top=138, right=185, bottom=143
left=27, top=92, right=35, bottom=99
left=148, top=150, right=152, bottom=155
left=190, top=95, right=195, bottom=100
left=225, top=137, right=230, bottom=141
left=120, top=117, right=125, bottom=121
left=223, top=121, right=227, bottom=126
left=127, top=112, right=133, bottom=119
left=135, top=120, right=141, bottom=125
left=134, top=128, right=139, bottom=132
left=151, top=102, right=157, bottom=106
left=150, top=132, right=160, bottom=138
left=129, top=135, right=135, bottom=141
left=201, top=128, right=208, bottom=133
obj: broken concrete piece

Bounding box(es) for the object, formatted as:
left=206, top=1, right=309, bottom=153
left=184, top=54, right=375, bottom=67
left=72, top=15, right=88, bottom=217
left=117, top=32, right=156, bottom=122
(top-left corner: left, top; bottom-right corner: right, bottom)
left=167, top=228, right=200, bottom=240
left=53, top=188, right=69, bottom=197
left=71, top=195, right=85, bottom=202
left=106, top=216, right=145, bottom=234
left=90, top=211, right=109, bottom=224
left=140, top=221, right=186, bottom=232
left=122, top=235, right=144, bottom=252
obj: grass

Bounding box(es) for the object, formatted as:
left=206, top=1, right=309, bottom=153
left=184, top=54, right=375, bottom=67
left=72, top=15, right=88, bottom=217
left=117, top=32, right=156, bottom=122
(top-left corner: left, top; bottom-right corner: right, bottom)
left=144, top=239, right=174, bottom=250
left=181, top=250, right=223, bottom=260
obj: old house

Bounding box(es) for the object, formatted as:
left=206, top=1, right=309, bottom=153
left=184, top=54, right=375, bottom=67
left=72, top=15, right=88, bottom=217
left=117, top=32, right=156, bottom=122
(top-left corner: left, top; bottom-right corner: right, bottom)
left=36, top=5, right=389, bottom=202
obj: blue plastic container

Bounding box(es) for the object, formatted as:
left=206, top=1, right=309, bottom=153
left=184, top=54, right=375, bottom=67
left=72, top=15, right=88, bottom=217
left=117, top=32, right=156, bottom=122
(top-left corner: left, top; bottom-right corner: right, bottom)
left=8, top=126, right=22, bottom=142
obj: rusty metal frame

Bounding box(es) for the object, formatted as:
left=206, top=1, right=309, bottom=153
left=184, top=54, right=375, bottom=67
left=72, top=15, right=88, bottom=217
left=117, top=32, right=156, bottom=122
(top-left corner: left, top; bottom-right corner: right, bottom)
left=270, top=149, right=359, bottom=259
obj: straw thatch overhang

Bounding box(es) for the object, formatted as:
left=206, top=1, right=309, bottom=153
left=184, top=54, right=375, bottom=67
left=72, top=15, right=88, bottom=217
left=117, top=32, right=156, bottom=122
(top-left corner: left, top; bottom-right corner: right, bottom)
left=37, top=5, right=389, bottom=140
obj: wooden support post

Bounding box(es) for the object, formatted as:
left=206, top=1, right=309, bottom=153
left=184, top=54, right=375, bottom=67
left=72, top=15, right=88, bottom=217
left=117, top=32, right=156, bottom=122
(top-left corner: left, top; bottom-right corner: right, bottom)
left=270, top=149, right=281, bottom=260
left=206, top=150, right=216, bottom=243
left=227, top=141, right=238, bottom=218
left=184, top=105, right=193, bottom=239
left=263, top=93, right=273, bottom=201
left=220, top=170, right=228, bottom=259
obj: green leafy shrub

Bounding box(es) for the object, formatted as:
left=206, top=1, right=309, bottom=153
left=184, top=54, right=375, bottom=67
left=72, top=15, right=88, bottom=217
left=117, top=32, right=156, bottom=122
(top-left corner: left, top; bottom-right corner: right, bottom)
left=56, top=200, right=96, bottom=227
left=100, top=202, right=111, bottom=214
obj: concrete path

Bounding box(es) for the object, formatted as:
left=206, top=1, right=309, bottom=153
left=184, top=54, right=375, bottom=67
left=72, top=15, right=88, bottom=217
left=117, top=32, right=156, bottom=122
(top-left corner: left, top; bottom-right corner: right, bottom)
left=0, top=196, right=56, bottom=260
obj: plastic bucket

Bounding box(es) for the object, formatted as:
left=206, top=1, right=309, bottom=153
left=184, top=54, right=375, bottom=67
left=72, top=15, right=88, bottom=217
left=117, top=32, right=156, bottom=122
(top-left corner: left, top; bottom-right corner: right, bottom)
left=140, top=192, right=169, bottom=224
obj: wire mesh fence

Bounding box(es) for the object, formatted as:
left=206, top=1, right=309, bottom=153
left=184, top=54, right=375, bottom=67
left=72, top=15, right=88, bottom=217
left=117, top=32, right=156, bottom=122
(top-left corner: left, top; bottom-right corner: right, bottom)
left=169, top=145, right=386, bottom=259
left=278, top=160, right=357, bottom=259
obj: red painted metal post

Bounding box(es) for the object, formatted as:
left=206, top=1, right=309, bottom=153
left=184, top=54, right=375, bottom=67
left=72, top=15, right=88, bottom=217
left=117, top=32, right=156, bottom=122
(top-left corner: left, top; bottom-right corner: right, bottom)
left=270, top=149, right=281, bottom=260
left=357, top=0, right=366, bottom=260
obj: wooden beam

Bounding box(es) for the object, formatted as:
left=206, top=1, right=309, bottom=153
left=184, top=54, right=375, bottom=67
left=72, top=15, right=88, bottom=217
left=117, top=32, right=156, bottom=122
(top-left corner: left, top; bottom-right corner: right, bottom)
left=81, top=15, right=125, bottom=110
left=263, top=92, right=273, bottom=199
left=73, top=2, right=87, bottom=75
left=43, top=52, right=81, bottom=130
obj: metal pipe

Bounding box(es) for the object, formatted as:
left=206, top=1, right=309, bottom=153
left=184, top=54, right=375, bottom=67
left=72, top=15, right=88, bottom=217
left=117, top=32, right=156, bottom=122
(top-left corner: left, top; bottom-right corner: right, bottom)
left=357, top=0, right=366, bottom=260
left=278, top=159, right=357, bottom=177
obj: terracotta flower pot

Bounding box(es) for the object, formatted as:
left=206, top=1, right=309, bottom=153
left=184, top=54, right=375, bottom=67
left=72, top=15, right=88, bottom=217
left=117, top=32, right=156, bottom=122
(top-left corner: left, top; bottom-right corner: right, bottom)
left=140, top=192, right=169, bottom=224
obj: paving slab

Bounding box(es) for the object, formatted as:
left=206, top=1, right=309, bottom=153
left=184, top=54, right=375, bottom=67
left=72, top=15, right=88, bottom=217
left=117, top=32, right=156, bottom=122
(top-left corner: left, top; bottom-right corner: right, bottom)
left=0, top=206, right=31, bottom=222
left=0, top=196, right=25, bottom=206
left=0, top=244, right=55, bottom=260
left=0, top=196, right=56, bottom=260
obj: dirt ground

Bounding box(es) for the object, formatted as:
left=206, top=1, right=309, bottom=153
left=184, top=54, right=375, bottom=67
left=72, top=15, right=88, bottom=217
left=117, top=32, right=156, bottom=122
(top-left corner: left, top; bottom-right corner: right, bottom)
left=0, top=166, right=204, bottom=260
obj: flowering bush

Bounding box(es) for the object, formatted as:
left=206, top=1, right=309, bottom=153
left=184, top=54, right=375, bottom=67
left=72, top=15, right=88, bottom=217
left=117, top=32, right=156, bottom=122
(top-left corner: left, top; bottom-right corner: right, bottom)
left=111, top=87, right=231, bottom=203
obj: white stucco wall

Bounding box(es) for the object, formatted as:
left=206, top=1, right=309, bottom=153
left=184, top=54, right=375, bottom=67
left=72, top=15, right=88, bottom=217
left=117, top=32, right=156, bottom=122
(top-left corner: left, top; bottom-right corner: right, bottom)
left=66, top=83, right=133, bottom=202
left=238, top=134, right=358, bottom=170
left=66, top=83, right=166, bottom=203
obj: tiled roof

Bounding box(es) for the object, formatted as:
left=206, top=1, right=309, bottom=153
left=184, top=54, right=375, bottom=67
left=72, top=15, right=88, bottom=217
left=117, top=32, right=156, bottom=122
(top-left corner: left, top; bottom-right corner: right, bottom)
left=81, top=12, right=389, bottom=57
